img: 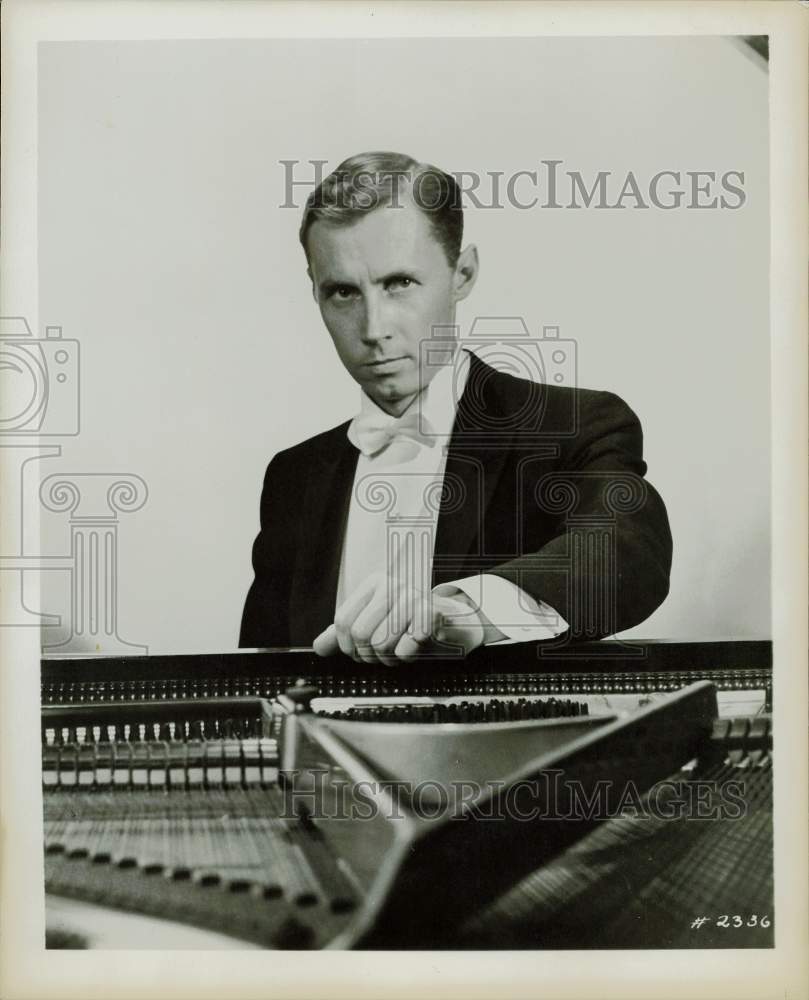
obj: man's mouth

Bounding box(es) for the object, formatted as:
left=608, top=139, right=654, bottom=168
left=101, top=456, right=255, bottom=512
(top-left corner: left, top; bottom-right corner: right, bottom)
left=364, top=357, right=407, bottom=369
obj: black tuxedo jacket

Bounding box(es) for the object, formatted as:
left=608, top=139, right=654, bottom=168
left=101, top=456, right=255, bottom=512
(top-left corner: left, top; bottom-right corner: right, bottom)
left=239, top=354, right=672, bottom=647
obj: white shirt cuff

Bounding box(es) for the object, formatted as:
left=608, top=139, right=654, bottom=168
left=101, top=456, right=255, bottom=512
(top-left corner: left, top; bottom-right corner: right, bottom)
left=433, top=574, right=569, bottom=644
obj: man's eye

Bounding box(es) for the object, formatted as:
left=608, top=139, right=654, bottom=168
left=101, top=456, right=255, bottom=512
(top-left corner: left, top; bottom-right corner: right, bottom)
left=387, top=277, right=413, bottom=291
left=332, top=286, right=357, bottom=300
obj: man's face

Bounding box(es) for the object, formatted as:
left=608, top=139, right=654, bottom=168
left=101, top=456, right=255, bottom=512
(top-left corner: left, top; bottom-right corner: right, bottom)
left=306, top=196, right=475, bottom=415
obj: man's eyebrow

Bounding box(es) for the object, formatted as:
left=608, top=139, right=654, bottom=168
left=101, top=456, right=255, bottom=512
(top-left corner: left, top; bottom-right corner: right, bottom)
left=318, top=278, right=357, bottom=294
left=376, top=268, right=420, bottom=281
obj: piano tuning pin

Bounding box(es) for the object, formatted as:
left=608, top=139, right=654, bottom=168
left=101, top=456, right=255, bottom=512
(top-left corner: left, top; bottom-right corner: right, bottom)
left=293, top=892, right=318, bottom=909
left=284, top=681, right=319, bottom=712
left=330, top=897, right=356, bottom=914
left=272, top=916, right=315, bottom=950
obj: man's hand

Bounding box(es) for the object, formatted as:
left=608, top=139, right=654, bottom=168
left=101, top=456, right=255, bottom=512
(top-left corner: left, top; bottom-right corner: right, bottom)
left=312, top=571, right=488, bottom=664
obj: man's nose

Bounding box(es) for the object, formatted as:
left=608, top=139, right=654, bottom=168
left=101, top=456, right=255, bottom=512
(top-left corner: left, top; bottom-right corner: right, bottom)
left=360, top=294, right=392, bottom=344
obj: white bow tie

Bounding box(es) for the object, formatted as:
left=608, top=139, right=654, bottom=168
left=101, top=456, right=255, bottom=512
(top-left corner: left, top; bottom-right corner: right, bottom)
left=348, top=408, right=438, bottom=457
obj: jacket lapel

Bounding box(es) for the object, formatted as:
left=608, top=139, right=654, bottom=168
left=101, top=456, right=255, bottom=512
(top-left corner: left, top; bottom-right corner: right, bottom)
left=432, top=353, right=521, bottom=580
left=289, top=428, right=359, bottom=643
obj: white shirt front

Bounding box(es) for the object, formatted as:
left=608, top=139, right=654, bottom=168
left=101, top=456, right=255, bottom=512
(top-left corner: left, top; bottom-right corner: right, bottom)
left=336, top=350, right=568, bottom=642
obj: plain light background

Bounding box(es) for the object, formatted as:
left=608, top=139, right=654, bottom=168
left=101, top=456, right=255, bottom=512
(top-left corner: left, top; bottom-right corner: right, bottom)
left=35, top=35, right=770, bottom=653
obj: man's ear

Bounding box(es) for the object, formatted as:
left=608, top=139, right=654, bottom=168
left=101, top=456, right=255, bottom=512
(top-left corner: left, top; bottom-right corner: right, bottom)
left=453, top=244, right=479, bottom=303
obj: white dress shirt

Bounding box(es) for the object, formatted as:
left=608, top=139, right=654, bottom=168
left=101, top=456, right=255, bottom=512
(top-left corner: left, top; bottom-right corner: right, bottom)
left=336, top=350, right=568, bottom=643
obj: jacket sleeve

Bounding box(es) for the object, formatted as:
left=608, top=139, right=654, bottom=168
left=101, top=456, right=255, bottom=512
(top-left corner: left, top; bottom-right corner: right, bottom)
left=488, top=390, right=672, bottom=640
left=238, top=453, right=297, bottom=648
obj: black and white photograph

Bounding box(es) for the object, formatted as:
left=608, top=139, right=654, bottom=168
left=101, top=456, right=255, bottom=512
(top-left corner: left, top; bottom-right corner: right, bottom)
left=1, top=2, right=806, bottom=998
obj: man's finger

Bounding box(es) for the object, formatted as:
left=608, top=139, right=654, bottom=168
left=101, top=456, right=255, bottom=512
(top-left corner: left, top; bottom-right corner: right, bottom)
left=351, top=595, right=393, bottom=663
left=333, top=574, right=380, bottom=658
left=313, top=624, right=340, bottom=657
left=433, top=597, right=484, bottom=657
left=404, top=591, right=434, bottom=642
left=393, top=629, right=428, bottom=662
left=369, top=588, right=420, bottom=665
left=391, top=593, right=436, bottom=662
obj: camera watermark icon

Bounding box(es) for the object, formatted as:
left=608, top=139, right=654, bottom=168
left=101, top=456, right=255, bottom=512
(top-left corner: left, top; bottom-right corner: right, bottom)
left=1, top=317, right=80, bottom=627
left=418, top=318, right=579, bottom=444
left=0, top=317, right=80, bottom=436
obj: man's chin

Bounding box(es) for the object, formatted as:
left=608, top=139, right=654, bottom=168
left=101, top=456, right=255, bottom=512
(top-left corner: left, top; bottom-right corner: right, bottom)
left=362, top=378, right=420, bottom=413
left=361, top=372, right=410, bottom=395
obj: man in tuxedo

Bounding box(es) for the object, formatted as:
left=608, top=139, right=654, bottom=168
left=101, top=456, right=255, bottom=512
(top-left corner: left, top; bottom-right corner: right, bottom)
left=239, top=152, right=672, bottom=662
